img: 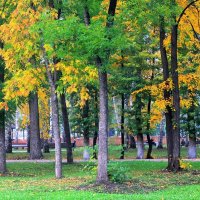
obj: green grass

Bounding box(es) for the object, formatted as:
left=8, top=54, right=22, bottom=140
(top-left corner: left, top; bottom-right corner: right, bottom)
left=7, top=145, right=200, bottom=160
left=1, top=185, right=200, bottom=200
left=0, top=161, right=200, bottom=199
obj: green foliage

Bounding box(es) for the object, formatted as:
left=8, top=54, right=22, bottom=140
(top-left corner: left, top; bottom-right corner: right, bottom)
left=82, top=160, right=97, bottom=176
left=108, top=163, right=130, bottom=183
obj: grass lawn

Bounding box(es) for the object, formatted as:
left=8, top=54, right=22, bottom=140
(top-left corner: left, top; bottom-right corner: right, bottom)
left=0, top=161, right=200, bottom=199
left=7, top=145, right=200, bottom=160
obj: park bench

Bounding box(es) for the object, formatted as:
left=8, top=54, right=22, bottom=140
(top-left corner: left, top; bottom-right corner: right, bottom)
left=12, top=144, right=27, bottom=149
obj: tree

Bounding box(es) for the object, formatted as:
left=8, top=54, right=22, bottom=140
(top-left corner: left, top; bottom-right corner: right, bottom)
left=97, top=0, right=118, bottom=183
left=0, top=43, right=6, bottom=174
left=29, top=92, right=42, bottom=159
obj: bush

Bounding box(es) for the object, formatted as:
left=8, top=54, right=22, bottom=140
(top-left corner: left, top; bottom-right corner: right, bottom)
left=82, top=160, right=97, bottom=176
left=108, top=164, right=130, bottom=183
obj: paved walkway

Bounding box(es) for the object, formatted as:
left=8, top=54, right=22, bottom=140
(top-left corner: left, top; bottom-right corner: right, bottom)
left=6, top=158, right=200, bottom=163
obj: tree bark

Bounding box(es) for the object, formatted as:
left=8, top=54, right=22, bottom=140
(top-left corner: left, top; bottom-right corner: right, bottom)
left=29, top=92, right=43, bottom=159
left=146, top=95, right=153, bottom=159
left=6, top=128, right=12, bottom=153
left=27, top=125, right=30, bottom=153
left=136, top=134, right=144, bottom=159
left=135, top=69, right=144, bottom=159
left=97, top=56, right=108, bottom=182
left=93, top=90, right=98, bottom=159
left=129, top=135, right=136, bottom=149
left=94, top=0, right=118, bottom=183
left=112, top=97, right=121, bottom=135
left=84, top=6, right=90, bottom=26
left=159, top=16, right=174, bottom=170
left=43, top=139, right=50, bottom=153
left=60, top=93, right=73, bottom=163
left=157, top=119, right=164, bottom=149
left=187, top=103, right=196, bottom=159
left=171, top=21, right=180, bottom=171
left=82, top=100, right=90, bottom=161
left=82, top=100, right=90, bottom=146
left=136, top=95, right=144, bottom=159
left=120, top=93, right=125, bottom=159
left=43, top=49, right=62, bottom=179
left=0, top=53, right=6, bottom=173
left=0, top=109, right=6, bottom=173
left=51, top=86, right=62, bottom=178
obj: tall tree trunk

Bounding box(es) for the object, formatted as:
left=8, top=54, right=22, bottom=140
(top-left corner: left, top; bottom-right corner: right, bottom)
left=187, top=103, right=196, bottom=159
left=129, top=135, right=136, bottom=149
left=29, top=92, right=42, bottom=159
left=27, top=125, right=30, bottom=153
left=112, top=97, right=121, bottom=135
left=97, top=0, right=118, bottom=182
left=185, top=133, right=189, bottom=147
left=157, top=119, right=164, bottom=149
left=146, top=95, right=153, bottom=159
left=43, top=139, right=50, bottom=153
left=97, top=57, right=108, bottom=182
left=82, top=100, right=90, bottom=161
left=97, top=0, right=117, bottom=182
left=43, top=49, right=62, bottom=179
left=51, top=86, right=62, bottom=178
left=136, top=94, right=144, bottom=159
left=120, top=93, right=125, bottom=159
left=93, top=90, right=98, bottom=159
left=60, top=93, right=73, bottom=163
left=171, top=21, right=180, bottom=171
left=160, top=16, right=174, bottom=170
left=82, top=3, right=92, bottom=162
left=82, top=100, right=90, bottom=146
left=0, top=109, right=6, bottom=174
left=84, top=6, right=90, bottom=26
left=0, top=51, right=6, bottom=173
left=6, top=128, right=12, bottom=153
left=137, top=134, right=144, bottom=159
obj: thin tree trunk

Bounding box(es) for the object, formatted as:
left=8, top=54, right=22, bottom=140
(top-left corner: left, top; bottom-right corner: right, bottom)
left=185, top=133, right=189, bottom=147
left=188, top=103, right=196, bottom=159
left=51, top=86, right=62, bottom=178
left=82, top=0, right=117, bottom=182
left=97, top=56, right=108, bottom=182
left=120, top=93, right=125, bottom=159
left=29, top=92, right=43, bottom=159
left=97, top=0, right=118, bottom=182
left=43, top=49, right=62, bottom=179
left=27, top=125, right=30, bottom=153
left=146, top=95, right=153, bottom=159
left=135, top=69, right=144, bottom=159
left=129, top=135, right=136, bottom=149
left=43, top=139, right=50, bottom=153
left=112, top=97, right=121, bottom=135
left=93, top=90, right=98, bottom=159
left=6, top=128, right=12, bottom=153
left=60, top=93, right=73, bottom=163
left=136, top=134, right=144, bottom=159
left=82, top=100, right=90, bottom=146
left=136, top=94, right=144, bottom=159
left=82, top=4, right=92, bottom=162
left=171, top=21, right=180, bottom=171
left=160, top=16, right=174, bottom=170
left=0, top=52, right=6, bottom=173
left=157, top=118, right=164, bottom=149
left=0, top=109, right=6, bottom=173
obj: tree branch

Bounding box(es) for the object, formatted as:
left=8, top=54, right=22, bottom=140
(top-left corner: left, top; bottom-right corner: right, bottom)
left=187, top=19, right=200, bottom=41
left=177, top=0, right=199, bottom=25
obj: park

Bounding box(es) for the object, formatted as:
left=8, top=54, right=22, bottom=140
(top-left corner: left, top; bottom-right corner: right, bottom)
left=0, top=0, right=200, bottom=199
